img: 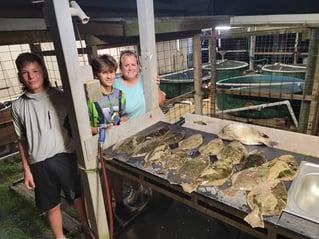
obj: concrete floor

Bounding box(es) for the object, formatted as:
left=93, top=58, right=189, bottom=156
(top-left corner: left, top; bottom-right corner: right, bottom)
left=115, top=194, right=257, bottom=239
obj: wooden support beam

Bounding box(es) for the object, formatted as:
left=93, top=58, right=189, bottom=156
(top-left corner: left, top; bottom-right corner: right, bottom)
left=193, top=33, right=202, bottom=115
left=299, top=28, right=319, bottom=134
left=44, top=1, right=109, bottom=238
left=137, top=0, right=158, bottom=111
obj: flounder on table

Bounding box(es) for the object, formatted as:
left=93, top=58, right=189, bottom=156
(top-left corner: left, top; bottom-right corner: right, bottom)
left=132, top=137, right=163, bottom=157
left=162, top=130, right=186, bottom=146
left=224, top=166, right=271, bottom=196
left=182, top=159, right=234, bottom=193
left=133, top=125, right=172, bottom=157
left=262, top=154, right=299, bottom=181
left=244, top=180, right=287, bottom=228
left=145, top=125, right=171, bottom=139
left=143, top=143, right=171, bottom=169
left=224, top=154, right=299, bottom=195
left=238, top=150, right=267, bottom=170
left=157, top=149, right=188, bottom=175
left=179, top=133, right=203, bottom=150
left=109, top=134, right=146, bottom=159
left=216, top=140, right=248, bottom=165
left=109, top=125, right=171, bottom=159
left=198, top=138, right=224, bottom=156
left=218, top=123, right=270, bottom=146
left=168, top=154, right=211, bottom=185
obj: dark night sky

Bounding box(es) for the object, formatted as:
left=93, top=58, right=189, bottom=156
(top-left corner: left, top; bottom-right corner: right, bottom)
left=6, top=0, right=317, bottom=19
left=73, top=0, right=319, bottom=17
left=212, top=0, right=319, bottom=16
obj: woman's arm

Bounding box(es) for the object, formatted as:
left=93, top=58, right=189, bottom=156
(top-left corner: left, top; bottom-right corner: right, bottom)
left=155, top=75, right=166, bottom=107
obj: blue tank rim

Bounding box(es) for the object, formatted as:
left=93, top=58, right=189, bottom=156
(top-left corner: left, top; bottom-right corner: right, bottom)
left=216, top=74, right=304, bottom=92
left=262, top=63, right=306, bottom=73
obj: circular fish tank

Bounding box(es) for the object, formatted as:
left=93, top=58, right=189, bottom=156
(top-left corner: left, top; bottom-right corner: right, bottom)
left=216, top=75, right=304, bottom=118
left=262, top=63, right=306, bottom=80
left=160, top=68, right=211, bottom=99
left=203, top=60, right=249, bottom=82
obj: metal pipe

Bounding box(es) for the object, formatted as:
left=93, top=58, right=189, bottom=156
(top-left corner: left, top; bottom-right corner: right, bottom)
left=217, top=82, right=303, bottom=87
left=216, top=100, right=299, bottom=128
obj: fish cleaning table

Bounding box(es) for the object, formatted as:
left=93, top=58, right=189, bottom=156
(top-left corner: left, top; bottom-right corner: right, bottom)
left=104, top=114, right=319, bottom=239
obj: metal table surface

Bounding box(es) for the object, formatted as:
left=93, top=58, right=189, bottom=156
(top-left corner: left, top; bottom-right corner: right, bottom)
left=104, top=121, right=319, bottom=239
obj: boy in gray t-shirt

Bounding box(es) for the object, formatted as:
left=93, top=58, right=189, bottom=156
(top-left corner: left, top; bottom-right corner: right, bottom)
left=11, top=52, right=89, bottom=239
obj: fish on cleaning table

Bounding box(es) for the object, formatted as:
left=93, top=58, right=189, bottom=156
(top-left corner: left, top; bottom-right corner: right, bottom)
left=109, top=125, right=170, bottom=159
left=224, top=154, right=298, bottom=196
left=218, top=123, right=270, bottom=146
left=109, top=134, right=146, bottom=159
left=145, top=125, right=171, bottom=139
left=162, top=130, right=186, bottom=145
left=198, top=138, right=224, bottom=156
left=223, top=166, right=270, bottom=196
left=238, top=149, right=267, bottom=171
left=262, top=154, right=299, bottom=181
left=133, top=136, right=163, bottom=157
left=133, top=125, right=172, bottom=157
left=182, top=159, right=234, bottom=193
left=168, top=154, right=211, bottom=185
left=216, top=140, right=248, bottom=165
left=157, top=149, right=188, bottom=175
left=179, top=133, right=203, bottom=150
left=244, top=179, right=287, bottom=228
left=143, top=143, right=171, bottom=169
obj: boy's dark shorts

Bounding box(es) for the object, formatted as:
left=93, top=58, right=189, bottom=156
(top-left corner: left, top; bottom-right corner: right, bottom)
left=30, top=153, right=81, bottom=212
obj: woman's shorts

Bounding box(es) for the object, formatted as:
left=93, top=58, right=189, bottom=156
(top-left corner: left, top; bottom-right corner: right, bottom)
left=30, top=153, right=81, bottom=212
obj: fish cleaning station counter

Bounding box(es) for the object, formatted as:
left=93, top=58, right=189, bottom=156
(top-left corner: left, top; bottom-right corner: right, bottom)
left=103, top=112, right=319, bottom=239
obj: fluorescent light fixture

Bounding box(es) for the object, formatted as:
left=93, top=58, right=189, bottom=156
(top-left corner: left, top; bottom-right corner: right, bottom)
left=215, top=25, right=231, bottom=30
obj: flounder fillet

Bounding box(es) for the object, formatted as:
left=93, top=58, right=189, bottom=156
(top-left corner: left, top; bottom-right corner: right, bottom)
left=133, top=137, right=163, bottom=157
left=168, top=154, right=210, bottom=184
left=110, top=134, right=146, bottom=158
left=218, top=123, right=270, bottom=146
left=217, top=140, right=248, bottom=165
left=262, top=154, right=299, bottom=181
left=133, top=125, right=173, bottom=157
left=182, top=160, right=234, bottom=193
left=110, top=125, right=170, bottom=158
left=157, top=149, right=188, bottom=175
left=144, top=143, right=171, bottom=169
left=224, top=154, right=298, bottom=196
left=244, top=180, right=287, bottom=228
left=179, top=133, right=203, bottom=150
left=198, top=138, right=224, bottom=156
left=145, top=125, right=171, bottom=139
left=162, top=130, right=186, bottom=145
left=238, top=150, right=267, bottom=170
left=224, top=166, right=270, bottom=196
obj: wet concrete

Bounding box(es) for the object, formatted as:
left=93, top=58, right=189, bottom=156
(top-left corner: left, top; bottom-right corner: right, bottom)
left=115, top=194, right=257, bottom=239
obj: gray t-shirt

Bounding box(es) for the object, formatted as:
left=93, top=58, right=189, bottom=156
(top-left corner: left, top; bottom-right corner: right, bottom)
left=11, top=87, right=74, bottom=165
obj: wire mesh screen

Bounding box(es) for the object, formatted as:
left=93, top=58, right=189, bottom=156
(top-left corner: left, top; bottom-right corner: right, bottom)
left=0, top=41, right=91, bottom=157
left=0, top=27, right=315, bottom=157
left=213, top=29, right=309, bottom=131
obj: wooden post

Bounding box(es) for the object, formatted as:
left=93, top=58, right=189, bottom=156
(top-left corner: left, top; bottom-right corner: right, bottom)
left=298, top=28, right=319, bottom=134
left=293, top=32, right=300, bottom=64
left=249, top=35, right=256, bottom=71
left=136, top=0, right=158, bottom=112
left=210, top=29, right=217, bottom=117
left=193, top=33, right=202, bottom=115
left=44, top=1, right=109, bottom=238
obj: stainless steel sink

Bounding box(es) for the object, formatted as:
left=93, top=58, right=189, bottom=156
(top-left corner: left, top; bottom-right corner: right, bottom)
left=285, top=161, right=319, bottom=223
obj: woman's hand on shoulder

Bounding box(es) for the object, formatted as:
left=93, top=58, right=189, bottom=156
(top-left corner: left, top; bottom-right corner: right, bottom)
left=155, top=75, right=161, bottom=86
